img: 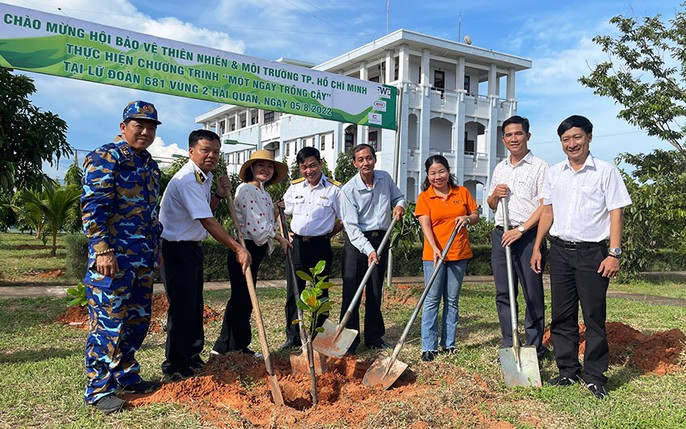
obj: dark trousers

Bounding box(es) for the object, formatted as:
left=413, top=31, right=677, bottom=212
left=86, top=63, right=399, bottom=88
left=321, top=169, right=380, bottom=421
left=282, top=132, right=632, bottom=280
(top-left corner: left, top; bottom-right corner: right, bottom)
left=161, top=240, right=205, bottom=375
left=341, top=231, right=388, bottom=352
left=213, top=240, right=267, bottom=353
left=549, top=239, right=610, bottom=385
left=285, top=235, right=331, bottom=342
left=491, top=227, right=547, bottom=356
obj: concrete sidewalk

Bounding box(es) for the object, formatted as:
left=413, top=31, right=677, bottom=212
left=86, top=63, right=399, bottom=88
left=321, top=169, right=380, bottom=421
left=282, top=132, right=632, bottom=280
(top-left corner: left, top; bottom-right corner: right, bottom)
left=1, top=272, right=684, bottom=306
left=0, top=275, right=495, bottom=299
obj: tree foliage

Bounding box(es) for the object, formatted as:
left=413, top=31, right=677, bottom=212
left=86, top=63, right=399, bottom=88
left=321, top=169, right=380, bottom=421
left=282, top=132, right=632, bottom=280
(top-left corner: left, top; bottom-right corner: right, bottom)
left=0, top=69, right=72, bottom=191
left=334, top=149, right=357, bottom=184
left=579, top=6, right=686, bottom=161
left=617, top=149, right=686, bottom=278
left=22, top=181, right=81, bottom=256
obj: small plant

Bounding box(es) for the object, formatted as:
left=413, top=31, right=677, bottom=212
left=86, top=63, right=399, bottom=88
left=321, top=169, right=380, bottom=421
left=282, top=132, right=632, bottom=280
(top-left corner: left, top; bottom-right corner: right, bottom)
left=66, top=282, right=87, bottom=307
left=294, top=260, right=333, bottom=339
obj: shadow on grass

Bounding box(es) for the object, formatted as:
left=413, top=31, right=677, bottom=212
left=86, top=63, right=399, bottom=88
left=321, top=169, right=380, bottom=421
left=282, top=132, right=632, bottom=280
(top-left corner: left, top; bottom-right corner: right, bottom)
left=0, top=297, right=68, bottom=333
left=0, top=347, right=78, bottom=364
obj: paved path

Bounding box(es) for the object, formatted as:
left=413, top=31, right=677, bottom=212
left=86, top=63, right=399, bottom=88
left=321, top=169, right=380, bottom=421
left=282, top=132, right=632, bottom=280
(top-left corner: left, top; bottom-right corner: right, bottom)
left=1, top=273, right=685, bottom=307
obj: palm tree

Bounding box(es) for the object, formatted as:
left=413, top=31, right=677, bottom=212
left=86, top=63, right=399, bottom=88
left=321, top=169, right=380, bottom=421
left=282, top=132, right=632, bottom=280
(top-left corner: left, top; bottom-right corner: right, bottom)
left=23, top=182, right=81, bottom=256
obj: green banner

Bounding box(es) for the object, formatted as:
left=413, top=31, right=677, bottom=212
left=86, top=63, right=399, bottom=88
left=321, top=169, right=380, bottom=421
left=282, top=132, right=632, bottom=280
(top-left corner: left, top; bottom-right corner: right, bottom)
left=0, top=4, right=398, bottom=129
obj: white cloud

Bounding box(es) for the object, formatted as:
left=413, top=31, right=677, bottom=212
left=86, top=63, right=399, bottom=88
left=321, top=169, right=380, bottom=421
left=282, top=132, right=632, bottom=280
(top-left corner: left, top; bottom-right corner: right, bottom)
left=147, top=137, right=188, bottom=166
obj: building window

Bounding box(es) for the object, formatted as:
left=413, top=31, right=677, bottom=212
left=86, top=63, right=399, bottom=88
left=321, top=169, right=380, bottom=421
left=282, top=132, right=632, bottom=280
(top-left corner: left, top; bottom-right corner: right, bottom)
left=464, top=76, right=471, bottom=93
left=368, top=130, right=379, bottom=151
left=241, top=120, right=246, bottom=128
left=230, top=123, right=236, bottom=131
left=320, top=135, right=326, bottom=151
left=331, top=134, right=335, bottom=149
left=434, top=70, right=445, bottom=90
left=345, top=133, right=354, bottom=152
left=264, top=111, right=275, bottom=124
left=251, top=116, right=257, bottom=125
left=464, top=131, right=475, bottom=155
left=286, top=142, right=290, bottom=156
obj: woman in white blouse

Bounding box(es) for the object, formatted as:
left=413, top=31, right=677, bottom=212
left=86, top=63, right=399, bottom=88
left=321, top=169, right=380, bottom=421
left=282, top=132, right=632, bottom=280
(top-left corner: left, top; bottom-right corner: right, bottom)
left=211, top=150, right=290, bottom=357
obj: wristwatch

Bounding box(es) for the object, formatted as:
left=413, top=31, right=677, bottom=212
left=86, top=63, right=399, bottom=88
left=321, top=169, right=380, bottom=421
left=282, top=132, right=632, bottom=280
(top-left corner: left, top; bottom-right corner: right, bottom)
left=608, top=247, right=622, bottom=258
left=517, top=225, right=526, bottom=233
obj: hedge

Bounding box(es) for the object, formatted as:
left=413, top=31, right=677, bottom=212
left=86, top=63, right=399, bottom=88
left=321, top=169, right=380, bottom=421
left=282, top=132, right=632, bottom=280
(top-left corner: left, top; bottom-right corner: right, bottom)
left=64, top=234, right=685, bottom=282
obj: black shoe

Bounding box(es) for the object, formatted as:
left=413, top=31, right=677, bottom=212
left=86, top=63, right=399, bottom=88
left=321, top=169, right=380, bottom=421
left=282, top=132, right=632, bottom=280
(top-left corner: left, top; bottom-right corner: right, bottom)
left=241, top=348, right=263, bottom=358
left=548, top=374, right=582, bottom=386
left=367, top=340, right=393, bottom=350
left=421, top=351, right=437, bottom=362
left=92, top=394, right=126, bottom=414
left=537, top=347, right=552, bottom=361
left=161, top=367, right=198, bottom=383
left=587, top=383, right=608, bottom=399
left=117, top=380, right=161, bottom=394
left=441, top=347, right=456, bottom=354
left=280, top=339, right=300, bottom=351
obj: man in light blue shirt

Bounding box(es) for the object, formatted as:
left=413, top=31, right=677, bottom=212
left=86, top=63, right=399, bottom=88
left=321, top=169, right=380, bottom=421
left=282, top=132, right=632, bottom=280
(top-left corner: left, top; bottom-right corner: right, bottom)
left=340, top=143, right=405, bottom=353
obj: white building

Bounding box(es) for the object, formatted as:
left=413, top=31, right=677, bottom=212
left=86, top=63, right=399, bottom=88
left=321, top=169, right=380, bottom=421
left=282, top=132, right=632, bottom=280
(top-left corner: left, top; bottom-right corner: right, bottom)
left=196, top=29, right=531, bottom=212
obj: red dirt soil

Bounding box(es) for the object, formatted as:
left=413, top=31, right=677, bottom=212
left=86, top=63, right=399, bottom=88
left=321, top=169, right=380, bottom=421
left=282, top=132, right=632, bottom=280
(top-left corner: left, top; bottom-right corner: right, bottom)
left=55, top=293, right=221, bottom=331
left=128, top=353, right=511, bottom=428
left=542, top=322, right=686, bottom=375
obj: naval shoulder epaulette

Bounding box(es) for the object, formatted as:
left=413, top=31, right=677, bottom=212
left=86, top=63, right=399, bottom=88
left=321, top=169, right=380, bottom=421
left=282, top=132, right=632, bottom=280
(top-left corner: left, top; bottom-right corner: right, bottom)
left=326, top=177, right=341, bottom=187
left=291, top=177, right=306, bottom=184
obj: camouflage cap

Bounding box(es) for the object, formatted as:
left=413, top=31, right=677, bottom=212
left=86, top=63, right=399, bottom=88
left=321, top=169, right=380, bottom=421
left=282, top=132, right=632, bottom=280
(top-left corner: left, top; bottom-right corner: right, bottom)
left=122, top=100, right=161, bottom=125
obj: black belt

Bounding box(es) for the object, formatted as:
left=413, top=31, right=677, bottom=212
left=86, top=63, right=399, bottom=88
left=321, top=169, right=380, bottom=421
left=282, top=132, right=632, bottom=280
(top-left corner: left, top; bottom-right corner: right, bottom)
left=293, top=234, right=329, bottom=243
left=162, top=238, right=202, bottom=246
left=363, top=230, right=386, bottom=238
left=495, top=225, right=517, bottom=231
left=549, top=236, right=606, bottom=250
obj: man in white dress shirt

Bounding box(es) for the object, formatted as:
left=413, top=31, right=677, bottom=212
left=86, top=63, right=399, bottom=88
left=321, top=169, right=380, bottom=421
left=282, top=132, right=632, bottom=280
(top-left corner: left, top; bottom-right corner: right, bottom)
left=487, top=115, right=550, bottom=360
left=281, top=146, right=343, bottom=350
left=159, top=129, right=250, bottom=381
left=531, top=115, right=632, bottom=399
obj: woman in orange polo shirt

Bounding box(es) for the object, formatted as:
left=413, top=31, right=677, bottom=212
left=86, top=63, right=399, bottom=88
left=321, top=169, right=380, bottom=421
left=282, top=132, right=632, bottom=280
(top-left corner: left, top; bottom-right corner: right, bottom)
left=415, top=155, right=479, bottom=361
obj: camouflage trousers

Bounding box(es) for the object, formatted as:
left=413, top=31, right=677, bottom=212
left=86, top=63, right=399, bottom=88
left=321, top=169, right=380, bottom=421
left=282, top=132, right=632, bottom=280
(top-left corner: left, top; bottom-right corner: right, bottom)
left=84, top=267, right=154, bottom=404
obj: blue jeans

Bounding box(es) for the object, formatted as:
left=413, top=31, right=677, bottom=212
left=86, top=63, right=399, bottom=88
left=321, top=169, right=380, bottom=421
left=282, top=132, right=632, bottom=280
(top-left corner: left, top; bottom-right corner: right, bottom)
left=421, top=259, right=467, bottom=352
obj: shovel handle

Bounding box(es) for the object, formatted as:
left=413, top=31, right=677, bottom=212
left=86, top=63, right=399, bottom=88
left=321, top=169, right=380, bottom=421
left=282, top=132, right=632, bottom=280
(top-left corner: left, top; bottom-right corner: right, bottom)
left=501, top=199, right=520, bottom=343
left=225, top=185, right=277, bottom=377
left=338, top=216, right=398, bottom=329
left=278, top=207, right=308, bottom=346
left=385, top=222, right=464, bottom=370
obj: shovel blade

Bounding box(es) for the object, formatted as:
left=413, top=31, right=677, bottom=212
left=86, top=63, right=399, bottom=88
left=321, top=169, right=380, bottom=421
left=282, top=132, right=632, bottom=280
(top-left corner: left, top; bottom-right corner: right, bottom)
left=267, top=374, right=285, bottom=406
left=312, top=319, right=358, bottom=358
left=363, top=354, right=409, bottom=389
left=498, top=346, right=542, bottom=388
left=289, top=349, right=327, bottom=375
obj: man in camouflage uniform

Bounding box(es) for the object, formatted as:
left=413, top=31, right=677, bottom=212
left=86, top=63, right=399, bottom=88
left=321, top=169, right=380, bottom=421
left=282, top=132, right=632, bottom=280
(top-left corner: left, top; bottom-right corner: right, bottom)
left=81, top=100, right=163, bottom=413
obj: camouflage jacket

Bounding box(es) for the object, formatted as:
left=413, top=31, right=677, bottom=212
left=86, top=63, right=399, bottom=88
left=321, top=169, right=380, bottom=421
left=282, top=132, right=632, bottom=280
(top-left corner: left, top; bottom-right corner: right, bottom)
left=81, top=140, right=162, bottom=285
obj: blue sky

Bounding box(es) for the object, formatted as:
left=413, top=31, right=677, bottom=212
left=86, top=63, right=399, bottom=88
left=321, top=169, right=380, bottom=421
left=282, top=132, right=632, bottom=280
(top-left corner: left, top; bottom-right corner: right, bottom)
left=1, top=0, right=678, bottom=180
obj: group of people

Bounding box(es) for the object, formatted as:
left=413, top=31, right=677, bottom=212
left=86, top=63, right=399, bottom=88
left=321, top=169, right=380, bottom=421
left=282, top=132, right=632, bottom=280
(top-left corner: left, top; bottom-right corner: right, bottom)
left=80, top=101, right=630, bottom=414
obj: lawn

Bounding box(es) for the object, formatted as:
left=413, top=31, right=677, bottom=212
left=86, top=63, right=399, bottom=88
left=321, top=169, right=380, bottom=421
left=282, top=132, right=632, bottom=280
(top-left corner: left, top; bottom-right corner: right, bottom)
left=0, top=231, right=685, bottom=428
left=0, top=232, right=71, bottom=286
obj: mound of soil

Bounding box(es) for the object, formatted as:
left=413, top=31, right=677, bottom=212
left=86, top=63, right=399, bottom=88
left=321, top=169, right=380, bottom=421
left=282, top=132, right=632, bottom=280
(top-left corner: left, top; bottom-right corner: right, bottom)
left=35, top=269, right=65, bottom=278
left=128, top=353, right=510, bottom=428
left=55, top=293, right=222, bottom=331
left=543, top=322, right=685, bottom=375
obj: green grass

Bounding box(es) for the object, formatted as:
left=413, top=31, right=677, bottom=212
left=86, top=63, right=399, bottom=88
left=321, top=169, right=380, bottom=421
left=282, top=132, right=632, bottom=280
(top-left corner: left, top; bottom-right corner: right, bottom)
left=0, top=279, right=684, bottom=428
left=613, top=278, right=686, bottom=300
left=0, top=232, right=71, bottom=286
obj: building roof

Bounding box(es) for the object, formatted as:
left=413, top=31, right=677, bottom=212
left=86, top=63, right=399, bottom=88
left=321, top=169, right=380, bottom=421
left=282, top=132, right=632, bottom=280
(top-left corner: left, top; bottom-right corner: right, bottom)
left=315, top=29, right=531, bottom=73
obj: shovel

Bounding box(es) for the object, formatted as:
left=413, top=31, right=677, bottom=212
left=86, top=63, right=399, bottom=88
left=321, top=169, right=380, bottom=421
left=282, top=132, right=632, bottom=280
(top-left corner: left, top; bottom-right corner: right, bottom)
left=277, top=207, right=327, bottom=380
left=313, top=217, right=398, bottom=358
left=225, top=186, right=285, bottom=406
left=497, top=198, right=542, bottom=388
left=363, top=222, right=463, bottom=389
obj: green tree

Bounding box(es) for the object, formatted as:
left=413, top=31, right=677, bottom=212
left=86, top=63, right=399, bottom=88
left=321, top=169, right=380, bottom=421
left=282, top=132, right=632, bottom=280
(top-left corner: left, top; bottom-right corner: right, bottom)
left=23, top=182, right=81, bottom=256
left=0, top=69, right=72, bottom=191
left=579, top=6, right=686, bottom=162
left=63, top=161, right=84, bottom=233
left=334, top=149, right=357, bottom=184
left=617, top=150, right=686, bottom=277
left=12, top=187, right=46, bottom=238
